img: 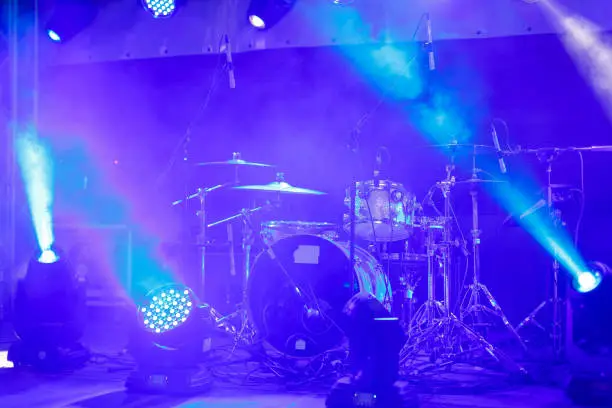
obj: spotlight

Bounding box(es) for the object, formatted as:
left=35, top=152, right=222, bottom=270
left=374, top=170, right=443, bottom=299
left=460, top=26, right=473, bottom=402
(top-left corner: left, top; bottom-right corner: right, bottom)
left=572, top=262, right=609, bottom=293
left=44, top=0, right=99, bottom=43
left=571, top=262, right=612, bottom=354
left=141, top=0, right=181, bottom=19
left=8, top=247, right=88, bottom=370
left=247, top=0, right=296, bottom=30
left=568, top=261, right=612, bottom=406
left=125, top=284, right=214, bottom=394
left=326, top=293, right=416, bottom=408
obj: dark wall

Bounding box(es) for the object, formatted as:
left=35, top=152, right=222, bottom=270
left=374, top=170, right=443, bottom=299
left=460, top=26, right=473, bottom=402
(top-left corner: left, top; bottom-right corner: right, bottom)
left=26, top=33, right=612, bottom=320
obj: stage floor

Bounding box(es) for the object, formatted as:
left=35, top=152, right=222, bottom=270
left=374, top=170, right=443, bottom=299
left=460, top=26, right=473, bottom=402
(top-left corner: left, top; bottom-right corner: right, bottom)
left=0, top=357, right=577, bottom=408
left=0, top=314, right=581, bottom=408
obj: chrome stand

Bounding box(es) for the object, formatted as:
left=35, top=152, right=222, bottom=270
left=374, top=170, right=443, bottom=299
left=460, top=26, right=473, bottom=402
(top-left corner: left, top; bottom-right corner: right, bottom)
left=173, top=183, right=229, bottom=299
left=514, top=152, right=567, bottom=360
left=207, top=207, right=265, bottom=344
left=402, top=164, right=526, bottom=376
left=408, top=175, right=453, bottom=335
left=458, top=156, right=527, bottom=351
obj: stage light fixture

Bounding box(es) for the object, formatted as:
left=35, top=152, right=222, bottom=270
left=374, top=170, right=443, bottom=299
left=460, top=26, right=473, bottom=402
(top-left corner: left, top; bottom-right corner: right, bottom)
left=568, top=261, right=612, bottom=406
left=44, top=0, right=99, bottom=43
left=572, top=262, right=609, bottom=293
left=326, top=293, right=415, bottom=408
left=247, top=0, right=297, bottom=30
left=125, top=284, right=215, bottom=395
left=141, top=0, right=181, bottom=19
left=8, top=247, right=89, bottom=371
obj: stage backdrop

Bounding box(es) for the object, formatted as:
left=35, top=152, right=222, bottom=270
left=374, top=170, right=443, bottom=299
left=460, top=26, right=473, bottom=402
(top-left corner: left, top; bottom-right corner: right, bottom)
left=17, top=33, right=612, bottom=322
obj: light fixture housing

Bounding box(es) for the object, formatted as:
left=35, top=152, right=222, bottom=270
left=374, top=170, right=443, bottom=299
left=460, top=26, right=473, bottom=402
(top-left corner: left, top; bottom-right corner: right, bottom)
left=572, top=262, right=609, bottom=293
left=141, top=0, right=183, bottom=19
left=44, top=0, right=99, bottom=43
left=326, top=293, right=414, bottom=408
left=9, top=247, right=88, bottom=370
left=125, top=284, right=215, bottom=394
left=247, top=0, right=296, bottom=30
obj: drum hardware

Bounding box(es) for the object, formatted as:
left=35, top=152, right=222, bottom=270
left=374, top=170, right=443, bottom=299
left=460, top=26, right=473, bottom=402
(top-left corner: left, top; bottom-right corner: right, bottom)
left=511, top=148, right=573, bottom=360
left=457, top=159, right=527, bottom=350
left=171, top=183, right=233, bottom=206
left=205, top=205, right=275, bottom=344
left=500, top=144, right=612, bottom=359
left=401, top=152, right=526, bottom=376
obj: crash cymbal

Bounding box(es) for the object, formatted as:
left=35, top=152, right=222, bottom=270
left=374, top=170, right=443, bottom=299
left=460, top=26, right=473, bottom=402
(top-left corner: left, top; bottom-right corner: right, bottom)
left=430, top=144, right=497, bottom=155
left=233, top=181, right=326, bottom=195
left=194, top=159, right=274, bottom=168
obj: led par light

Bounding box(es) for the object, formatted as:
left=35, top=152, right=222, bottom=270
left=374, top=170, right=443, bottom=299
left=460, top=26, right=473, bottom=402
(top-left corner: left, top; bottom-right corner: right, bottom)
left=125, top=284, right=215, bottom=395
left=9, top=247, right=88, bottom=370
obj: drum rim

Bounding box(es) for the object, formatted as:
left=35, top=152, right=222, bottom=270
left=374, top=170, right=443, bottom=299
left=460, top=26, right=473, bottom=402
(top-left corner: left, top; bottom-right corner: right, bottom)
left=261, top=220, right=337, bottom=229
left=354, top=179, right=409, bottom=190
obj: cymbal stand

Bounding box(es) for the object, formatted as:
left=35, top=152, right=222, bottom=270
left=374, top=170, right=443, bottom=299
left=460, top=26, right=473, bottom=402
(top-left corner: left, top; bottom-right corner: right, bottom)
left=401, top=164, right=526, bottom=376
left=458, top=156, right=527, bottom=351
left=206, top=207, right=268, bottom=345
left=172, top=183, right=231, bottom=300
left=514, top=150, right=567, bottom=360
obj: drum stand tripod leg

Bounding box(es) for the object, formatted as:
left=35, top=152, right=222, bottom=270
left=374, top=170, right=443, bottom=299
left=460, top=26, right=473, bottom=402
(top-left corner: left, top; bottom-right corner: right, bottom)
left=459, top=188, right=527, bottom=351
left=409, top=231, right=446, bottom=336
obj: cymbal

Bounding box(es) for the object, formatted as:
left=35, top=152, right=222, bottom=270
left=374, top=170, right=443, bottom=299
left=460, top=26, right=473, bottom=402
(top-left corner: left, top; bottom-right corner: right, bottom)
left=194, top=159, right=274, bottom=168
left=430, top=144, right=497, bottom=154
left=455, top=178, right=507, bottom=185
left=233, top=182, right=326, bottom=195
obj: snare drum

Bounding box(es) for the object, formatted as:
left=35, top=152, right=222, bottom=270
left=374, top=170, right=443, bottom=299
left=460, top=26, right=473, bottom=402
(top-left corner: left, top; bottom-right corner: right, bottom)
left=247, top=234, right=391, bottom=357
left=344, top=180, right=417, bottom=242
left=260, top=221, right=339, bottom=246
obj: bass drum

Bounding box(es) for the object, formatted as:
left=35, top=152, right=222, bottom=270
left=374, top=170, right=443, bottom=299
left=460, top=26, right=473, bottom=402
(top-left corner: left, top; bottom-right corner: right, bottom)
left=247, top=234, right=391, bottom=358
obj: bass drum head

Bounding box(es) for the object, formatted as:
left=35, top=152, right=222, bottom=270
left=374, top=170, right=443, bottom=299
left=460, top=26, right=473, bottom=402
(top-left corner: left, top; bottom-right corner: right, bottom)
left=247, top=235, right=371, bottom=358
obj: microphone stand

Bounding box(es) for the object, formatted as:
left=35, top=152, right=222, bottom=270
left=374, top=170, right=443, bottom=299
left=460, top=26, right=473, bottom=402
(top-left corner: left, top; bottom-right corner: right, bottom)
left=514, top=148, right=568, bottom=361
left=347, top=129, right=360, bottom=296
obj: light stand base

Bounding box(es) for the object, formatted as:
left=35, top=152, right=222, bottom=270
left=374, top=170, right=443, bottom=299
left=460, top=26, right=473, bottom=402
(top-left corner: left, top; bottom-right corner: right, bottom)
left=125, top=365, right=213, bottom=395
left=326, top=377, right=418, bottom=408
left=8, top=341, right=89, bottom=371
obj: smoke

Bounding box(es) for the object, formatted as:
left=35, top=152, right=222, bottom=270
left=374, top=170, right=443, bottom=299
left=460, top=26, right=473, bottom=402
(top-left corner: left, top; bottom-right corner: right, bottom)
left=15, top=128, right=55, bottom=252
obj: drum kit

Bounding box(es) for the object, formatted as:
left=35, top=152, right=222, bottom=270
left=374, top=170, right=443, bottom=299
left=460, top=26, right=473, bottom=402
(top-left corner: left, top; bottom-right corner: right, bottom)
left=169, top=141, right=545, bottom=376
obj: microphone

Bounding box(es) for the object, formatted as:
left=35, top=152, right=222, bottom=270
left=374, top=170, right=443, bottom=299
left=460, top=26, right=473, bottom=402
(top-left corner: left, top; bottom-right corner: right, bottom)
left=223, top=34, right=236, bottom=89
left=374, top=146, right=388, bottom=181
left=425, top=13, right=436, bottom=71
left=491, top=123, right=507, bottom=174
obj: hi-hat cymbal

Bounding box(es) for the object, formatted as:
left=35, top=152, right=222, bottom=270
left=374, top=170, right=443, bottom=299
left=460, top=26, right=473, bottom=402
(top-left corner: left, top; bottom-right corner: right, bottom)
left=430, top=144, right=497, bottom=155
left=233, top=181, right=326, bottom=195
left=194, top=159, right=274, bottom=168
